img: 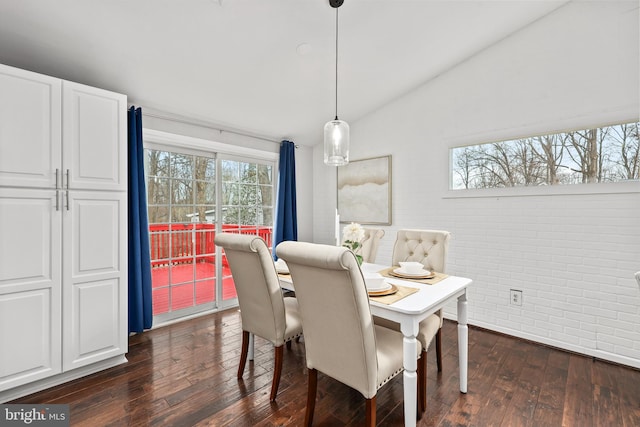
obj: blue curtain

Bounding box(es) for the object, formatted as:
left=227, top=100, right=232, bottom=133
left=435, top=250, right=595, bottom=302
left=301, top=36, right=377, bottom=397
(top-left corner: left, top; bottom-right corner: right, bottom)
left=128, top=106, right=153, bottom=333
left=273, top=140, right=298, bottom=258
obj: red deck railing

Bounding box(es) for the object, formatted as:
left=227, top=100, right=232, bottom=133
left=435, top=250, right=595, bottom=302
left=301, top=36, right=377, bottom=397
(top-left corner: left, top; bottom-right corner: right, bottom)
left=149, top=223, right=273, bottom=267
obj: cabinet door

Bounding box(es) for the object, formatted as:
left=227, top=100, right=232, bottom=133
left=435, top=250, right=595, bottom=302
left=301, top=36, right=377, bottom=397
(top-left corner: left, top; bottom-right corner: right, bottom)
left=0, top=64, right=62, bottom=189
left=0, top=189, right=62, bottom=391
left=62, top=82, right=127, bottom=192
left=62, top=191, right=127, bottom=371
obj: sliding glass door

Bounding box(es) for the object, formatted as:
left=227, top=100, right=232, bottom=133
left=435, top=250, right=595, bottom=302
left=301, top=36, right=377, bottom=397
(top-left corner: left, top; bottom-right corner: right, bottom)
left=144, top=147, right=274, bottom=323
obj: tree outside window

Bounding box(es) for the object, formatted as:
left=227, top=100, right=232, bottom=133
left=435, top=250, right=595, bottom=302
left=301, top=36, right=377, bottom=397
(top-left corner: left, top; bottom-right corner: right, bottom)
left=451, top=121, right=639, bottom=190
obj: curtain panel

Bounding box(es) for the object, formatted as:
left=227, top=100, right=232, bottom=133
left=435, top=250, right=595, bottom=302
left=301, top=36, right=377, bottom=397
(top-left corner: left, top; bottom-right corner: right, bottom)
left=273, top=140, right=298, bottom=258
left=128, top=106, right=153, bottom=333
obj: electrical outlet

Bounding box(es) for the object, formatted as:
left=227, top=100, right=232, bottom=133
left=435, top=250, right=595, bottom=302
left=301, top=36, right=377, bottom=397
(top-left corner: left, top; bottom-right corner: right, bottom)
left=510, top=289, right=522, bottom=306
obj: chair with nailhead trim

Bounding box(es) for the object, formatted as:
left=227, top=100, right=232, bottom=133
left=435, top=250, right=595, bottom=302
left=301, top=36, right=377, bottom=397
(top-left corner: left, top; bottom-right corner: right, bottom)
left=214, top=233, right=303, bottom=402
left=277, top=241, right=424, bottom=426
left=374, top=229, right=450, bottom=413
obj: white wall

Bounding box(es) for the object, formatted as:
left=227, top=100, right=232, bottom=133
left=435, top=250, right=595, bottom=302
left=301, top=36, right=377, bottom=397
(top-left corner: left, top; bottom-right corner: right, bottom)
left=313, top=1, right=640, bottom=367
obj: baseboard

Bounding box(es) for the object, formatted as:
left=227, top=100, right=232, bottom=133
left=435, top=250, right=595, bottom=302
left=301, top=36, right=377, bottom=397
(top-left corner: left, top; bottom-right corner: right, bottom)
left=442, top=314, right=640, bottom=371
left=0, top=355, right=128, bottom=404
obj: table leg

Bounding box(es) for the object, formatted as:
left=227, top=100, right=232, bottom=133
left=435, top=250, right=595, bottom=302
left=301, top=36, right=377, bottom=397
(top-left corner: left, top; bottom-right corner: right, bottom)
left=400, top=319, right=420, bottom=427
left=457, top=291, right=468, bottom=393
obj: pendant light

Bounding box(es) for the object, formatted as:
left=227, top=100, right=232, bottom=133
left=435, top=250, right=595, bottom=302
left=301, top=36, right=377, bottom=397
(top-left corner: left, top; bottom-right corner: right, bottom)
left=324, top=0, right=349, bottom=166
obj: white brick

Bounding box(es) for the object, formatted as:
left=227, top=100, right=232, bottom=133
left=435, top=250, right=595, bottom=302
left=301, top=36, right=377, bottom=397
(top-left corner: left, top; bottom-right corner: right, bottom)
left=551, top=300, right=583, bottom=314
left=590, top=307, right=618, bottom=320
left=535, top=320, right=564, bottom=333
left=614, top=328, right=640, bottom=342
left=600, top=301, right=637, bottom=314
left=549, top=331, right=580, bottom=346
left=597, top=333, right=634, bottom=348
left=564, top=311, right=596, bottom=324
left=571, top=296, right=600, bottom=308
left=596, top=341, right=615, bottom=352
left=580, top=338, right=597, bottom=349
left=564, top=326, right=595, bottom=340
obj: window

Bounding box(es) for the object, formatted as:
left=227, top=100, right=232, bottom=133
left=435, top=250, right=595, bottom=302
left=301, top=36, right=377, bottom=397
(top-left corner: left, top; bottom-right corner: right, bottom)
left=220, top=159, right=274, bottom=244
left=450, top=121, right=639, bottom=190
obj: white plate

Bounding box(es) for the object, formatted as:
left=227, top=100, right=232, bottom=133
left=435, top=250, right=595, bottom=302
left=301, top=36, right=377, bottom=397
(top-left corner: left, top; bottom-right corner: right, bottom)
left=394, top=267, right=431, bottom=277
left=366, top=281, right=392, bottom=292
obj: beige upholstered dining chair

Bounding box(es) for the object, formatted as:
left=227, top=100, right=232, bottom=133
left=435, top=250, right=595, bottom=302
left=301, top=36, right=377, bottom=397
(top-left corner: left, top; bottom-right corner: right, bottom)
left=359, top=228, right=385, bottom=263
left=375, top=229, right=450, bottom=412
left=214, top=233, right=303, bottom=402
left=276, top=241, right=423, bottom=427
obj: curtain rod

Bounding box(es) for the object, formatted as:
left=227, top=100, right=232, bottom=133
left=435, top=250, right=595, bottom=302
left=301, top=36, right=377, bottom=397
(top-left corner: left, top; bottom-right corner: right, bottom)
left=141, top=111, right=287, bottom=145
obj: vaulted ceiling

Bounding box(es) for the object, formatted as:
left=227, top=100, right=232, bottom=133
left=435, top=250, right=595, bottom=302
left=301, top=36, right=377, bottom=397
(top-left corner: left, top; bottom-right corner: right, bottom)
left=0, top=0, right=571, bottom=145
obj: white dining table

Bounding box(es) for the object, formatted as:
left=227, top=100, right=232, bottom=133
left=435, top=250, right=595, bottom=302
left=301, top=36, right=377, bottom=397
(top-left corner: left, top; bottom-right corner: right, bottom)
left=278, top=262, right=472, bottom=427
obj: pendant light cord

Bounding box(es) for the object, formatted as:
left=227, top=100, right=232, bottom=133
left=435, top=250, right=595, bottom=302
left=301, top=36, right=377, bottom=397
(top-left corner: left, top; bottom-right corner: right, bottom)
left=334, top=7, right=339, bottom=121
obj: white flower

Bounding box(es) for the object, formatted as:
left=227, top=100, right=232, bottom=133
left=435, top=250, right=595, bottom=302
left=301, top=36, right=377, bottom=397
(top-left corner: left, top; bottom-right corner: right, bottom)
left=342, top=222, right=365, bottom=250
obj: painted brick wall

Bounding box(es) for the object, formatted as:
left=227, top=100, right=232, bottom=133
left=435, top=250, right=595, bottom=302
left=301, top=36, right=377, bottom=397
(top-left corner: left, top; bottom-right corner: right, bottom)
left=312, top=1, right=640, bottom=368
left=439, top=192, right=640, bottom=366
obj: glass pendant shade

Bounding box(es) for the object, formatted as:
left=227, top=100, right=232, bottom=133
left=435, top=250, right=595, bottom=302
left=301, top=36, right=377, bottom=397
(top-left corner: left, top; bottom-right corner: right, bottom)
left=324, top=118, right=350, bottom=166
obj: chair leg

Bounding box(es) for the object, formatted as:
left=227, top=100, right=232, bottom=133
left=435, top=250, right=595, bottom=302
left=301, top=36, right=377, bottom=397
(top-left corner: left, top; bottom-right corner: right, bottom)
left=365, top=396, right=377, bottom=427
left=436, top=328, right=443, bottom=372
left=305, top=368, right=318, bottom=427
left=237, top=330, right=249, bottom=379
left=417, top=350, right=427, bottom=416
left=270, top=345, right=284, bottom=401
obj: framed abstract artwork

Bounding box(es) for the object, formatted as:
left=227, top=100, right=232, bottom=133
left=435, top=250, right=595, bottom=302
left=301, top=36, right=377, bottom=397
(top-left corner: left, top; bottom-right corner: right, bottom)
left=337, top=155, right=391, bottom=225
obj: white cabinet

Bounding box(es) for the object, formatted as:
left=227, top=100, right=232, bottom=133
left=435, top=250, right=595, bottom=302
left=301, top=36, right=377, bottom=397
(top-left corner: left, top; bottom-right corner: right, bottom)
left=62, top=191, right=127, bottom=371
left=0, top=66, right=61, bottom=189
left=0, top=188, right=62, bottom=388
left=62, top=82, right=126, bottom=191
left=0, top=64, right=127, bottom=397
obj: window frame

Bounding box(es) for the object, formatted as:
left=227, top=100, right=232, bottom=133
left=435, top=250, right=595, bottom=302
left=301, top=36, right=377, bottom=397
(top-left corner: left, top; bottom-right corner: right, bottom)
left=143, top=129, right=278, bottom=321
left=446, top=115, right=640, bottom=199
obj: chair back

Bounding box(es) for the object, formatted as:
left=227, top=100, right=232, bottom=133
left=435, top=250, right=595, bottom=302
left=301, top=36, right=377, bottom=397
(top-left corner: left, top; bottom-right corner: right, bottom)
left=214, top=233, right=287, bottom=346
left=392, top=229, right=450, bottom=273
left=359, top=228, right=385, bottom=263
left=276, top=241, right=379, bottom=398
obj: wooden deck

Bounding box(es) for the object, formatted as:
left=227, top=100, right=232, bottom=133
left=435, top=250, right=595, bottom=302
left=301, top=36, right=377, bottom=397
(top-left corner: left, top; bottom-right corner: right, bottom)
left=151, top=263, right=236, bottom=315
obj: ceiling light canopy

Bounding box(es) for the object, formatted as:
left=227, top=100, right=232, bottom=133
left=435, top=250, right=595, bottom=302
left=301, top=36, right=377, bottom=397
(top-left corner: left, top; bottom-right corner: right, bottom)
left=324, top=0, right=349, bottom=166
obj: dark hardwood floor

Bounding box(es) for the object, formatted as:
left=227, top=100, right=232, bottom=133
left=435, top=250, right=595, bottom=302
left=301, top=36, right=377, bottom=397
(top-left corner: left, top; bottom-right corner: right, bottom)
left=11, top=308, right=640, bottom=426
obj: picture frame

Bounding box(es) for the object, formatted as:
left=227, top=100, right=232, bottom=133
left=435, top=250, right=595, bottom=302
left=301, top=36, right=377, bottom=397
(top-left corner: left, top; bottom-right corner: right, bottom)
left=337, top=155, right=392, bottom=225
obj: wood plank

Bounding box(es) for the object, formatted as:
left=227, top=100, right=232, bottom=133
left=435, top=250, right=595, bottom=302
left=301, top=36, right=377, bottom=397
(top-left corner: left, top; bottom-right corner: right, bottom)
left=561, top=355, right=594, bottom=427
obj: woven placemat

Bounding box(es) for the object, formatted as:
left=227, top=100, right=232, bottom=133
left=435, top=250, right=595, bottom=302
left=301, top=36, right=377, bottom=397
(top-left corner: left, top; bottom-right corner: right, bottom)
left=378, top=267, right=448, bottom=285
left=368, top=284, right=419, bottom=305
